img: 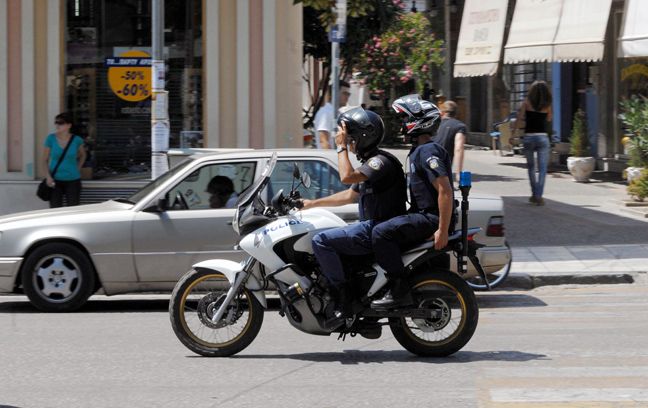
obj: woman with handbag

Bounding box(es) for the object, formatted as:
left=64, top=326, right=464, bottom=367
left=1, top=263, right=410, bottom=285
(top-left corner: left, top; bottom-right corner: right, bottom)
left=43, top=112, right=86, bottom=208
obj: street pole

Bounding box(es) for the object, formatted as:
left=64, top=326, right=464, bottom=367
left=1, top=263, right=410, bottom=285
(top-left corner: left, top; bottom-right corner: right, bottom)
left=151, top=0, right=168, bottom=179
left=443, top=0, right=452, bottom=100
left=330, top=0, right=346, bottom=130
left=332, top=41, right=339, bottom=116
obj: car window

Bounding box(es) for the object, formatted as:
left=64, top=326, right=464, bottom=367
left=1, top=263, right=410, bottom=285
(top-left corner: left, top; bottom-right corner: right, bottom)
left=167, top=161, right=256, bottom=210
left=128, top=158, right=195, bottom=204
left=268, top=160, right=350, bottom=201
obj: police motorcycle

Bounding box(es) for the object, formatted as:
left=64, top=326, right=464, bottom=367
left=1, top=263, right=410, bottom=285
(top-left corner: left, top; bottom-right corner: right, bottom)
left=169, top=152, right=491, bottom=358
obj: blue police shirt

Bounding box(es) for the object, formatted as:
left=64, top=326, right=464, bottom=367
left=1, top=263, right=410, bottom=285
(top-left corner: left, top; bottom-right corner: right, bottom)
left=351, top=150, right=407, bottom=221
left=408, top=141, right=454, bottom=213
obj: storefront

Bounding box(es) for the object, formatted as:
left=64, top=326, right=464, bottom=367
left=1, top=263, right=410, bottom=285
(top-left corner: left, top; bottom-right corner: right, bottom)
left=0, top=0, right=302, bottom=215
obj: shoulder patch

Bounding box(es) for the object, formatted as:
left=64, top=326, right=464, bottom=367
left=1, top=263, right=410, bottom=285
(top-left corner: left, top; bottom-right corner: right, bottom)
left=368, top=157, right=384, bottom=170
left=426, top=156, right=440, bottom=170
left=410, top=163, right=416, bottom=174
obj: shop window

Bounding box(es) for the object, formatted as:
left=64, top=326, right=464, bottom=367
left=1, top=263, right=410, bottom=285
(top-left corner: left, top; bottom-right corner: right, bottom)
left=64, top=0, right=204, bottom=180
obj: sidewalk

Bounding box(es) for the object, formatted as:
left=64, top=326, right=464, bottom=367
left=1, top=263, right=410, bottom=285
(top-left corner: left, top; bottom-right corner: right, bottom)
left=388, top=147, right=648, bottom=290
left=465, top=148, right=648, bottom=289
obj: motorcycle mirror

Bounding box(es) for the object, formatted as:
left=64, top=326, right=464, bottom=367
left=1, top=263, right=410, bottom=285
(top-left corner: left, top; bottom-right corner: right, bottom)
left=301, top=172, right=311, bottom=189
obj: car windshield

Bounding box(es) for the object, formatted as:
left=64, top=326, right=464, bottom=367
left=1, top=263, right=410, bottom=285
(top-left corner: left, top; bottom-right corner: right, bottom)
left=128, top=158, right=195, bottom=204
left=234, top=152, right=277, bottom=208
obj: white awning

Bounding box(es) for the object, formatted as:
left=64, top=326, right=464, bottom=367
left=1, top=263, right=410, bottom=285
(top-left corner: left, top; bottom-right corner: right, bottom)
left=504, top=0, right=563, bottom=64
left=504, top=0, right=612, bottom=64
left=454, top=0, right=508, bottom=77
left=619, top=0, right=648, bottom=58
left=553, top=0, right=612, bottom=62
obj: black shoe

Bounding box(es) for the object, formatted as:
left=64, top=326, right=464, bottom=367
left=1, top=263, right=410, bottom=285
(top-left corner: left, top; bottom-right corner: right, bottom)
left=324, top=299, right=363, bottom=329
left=371, top=280, right=413, bottom=309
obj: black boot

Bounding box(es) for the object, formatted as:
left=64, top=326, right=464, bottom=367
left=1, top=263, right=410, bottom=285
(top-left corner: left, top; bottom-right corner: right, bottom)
left=324, top=287, right=363, bottom=329
left=370, top=278, right=413, bottom=309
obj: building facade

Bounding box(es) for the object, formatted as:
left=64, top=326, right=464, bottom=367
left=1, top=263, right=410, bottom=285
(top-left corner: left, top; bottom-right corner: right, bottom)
left=0, top=0, right=302, bottom=215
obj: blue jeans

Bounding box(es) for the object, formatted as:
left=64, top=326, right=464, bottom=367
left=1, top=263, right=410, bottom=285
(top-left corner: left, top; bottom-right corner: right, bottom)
left=312, top=220, right=378, bottom=291
left=523, top=134, right=549, bottom=199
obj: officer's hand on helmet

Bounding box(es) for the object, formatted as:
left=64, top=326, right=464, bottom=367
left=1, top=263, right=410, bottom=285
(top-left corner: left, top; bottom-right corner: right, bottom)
left=334, top=121, right=348, bottom=148
left=429, top=228, right=449, bottom=250
left=299, top=198, right=315, bottom=211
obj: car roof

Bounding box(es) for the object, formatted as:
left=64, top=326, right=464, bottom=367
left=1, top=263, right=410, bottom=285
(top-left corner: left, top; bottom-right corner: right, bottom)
left=184, top=148, right=342, bottom=163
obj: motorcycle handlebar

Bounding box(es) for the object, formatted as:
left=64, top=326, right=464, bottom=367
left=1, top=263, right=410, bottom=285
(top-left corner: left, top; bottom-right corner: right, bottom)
left=285, top=197, right=303, bottom=210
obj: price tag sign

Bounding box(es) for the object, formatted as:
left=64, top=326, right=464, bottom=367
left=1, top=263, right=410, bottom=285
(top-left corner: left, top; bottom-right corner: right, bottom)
left=106, top=50, right=152, bottom=101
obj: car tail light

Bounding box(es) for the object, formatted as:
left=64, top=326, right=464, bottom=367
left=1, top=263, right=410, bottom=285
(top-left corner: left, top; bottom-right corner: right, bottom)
left=486, top=216, right=505, bottom=236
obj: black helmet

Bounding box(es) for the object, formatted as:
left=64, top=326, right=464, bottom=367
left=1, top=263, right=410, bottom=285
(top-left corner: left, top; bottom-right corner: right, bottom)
left=336, top=107, right=385, bottom=158
left=392, top=94, right=441, bottom=138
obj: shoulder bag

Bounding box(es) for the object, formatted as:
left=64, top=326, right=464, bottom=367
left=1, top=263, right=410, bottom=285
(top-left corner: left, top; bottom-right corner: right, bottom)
left=37, top=136, right=77, bottom=201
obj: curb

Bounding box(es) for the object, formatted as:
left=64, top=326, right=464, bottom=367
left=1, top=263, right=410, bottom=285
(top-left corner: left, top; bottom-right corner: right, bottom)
left=497, top=272, right=646, bottom=290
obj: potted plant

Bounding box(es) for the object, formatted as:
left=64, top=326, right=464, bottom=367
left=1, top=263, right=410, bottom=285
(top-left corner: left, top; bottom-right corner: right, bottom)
left=619, top=97, right=648, bottom=183
left=628, top=168, right=648, bottom=202
left=567, top=109, right=596, bottom=182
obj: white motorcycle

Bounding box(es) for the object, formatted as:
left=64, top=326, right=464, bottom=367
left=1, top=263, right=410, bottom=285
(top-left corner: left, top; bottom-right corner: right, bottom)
left=169, top=152, right=489, bottom=357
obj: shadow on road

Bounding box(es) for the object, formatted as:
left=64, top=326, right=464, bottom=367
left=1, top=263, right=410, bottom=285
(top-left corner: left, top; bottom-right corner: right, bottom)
left=476, top=293, right=547, bottom=308
left=0, top=295, right=544, bottom=314
left=231, top=349, right=547, bottom=364
left=472, top=173, right=526, bottom=183
left=0, top=298, right=170, bottom=313
left=502, top=196, right=648, bottom=246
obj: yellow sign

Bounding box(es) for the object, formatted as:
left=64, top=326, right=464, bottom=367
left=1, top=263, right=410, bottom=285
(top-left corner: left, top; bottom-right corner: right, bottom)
left=107, top=51, right=151, bottom=102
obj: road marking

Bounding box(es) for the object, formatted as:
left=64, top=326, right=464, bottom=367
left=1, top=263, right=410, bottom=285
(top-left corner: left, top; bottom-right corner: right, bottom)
left=490, top=388, right=648, bottom=402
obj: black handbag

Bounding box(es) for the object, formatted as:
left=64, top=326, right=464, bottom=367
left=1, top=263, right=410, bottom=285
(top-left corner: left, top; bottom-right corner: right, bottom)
left=37, top=136, right=76, bottom=201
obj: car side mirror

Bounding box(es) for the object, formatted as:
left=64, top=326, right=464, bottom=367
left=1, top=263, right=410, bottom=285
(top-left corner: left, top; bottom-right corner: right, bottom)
left=143, top=197, right=167, bottom=213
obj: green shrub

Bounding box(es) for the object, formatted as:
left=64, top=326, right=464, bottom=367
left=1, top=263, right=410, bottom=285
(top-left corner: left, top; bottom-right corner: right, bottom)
left=569, top=109, right=591, bottom=157
left=620, top=96, right=648, bottom=168
left=628, top=168, right=648, bottom=202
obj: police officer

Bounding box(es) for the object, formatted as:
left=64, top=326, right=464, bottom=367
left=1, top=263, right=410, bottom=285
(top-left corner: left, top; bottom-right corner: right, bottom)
left=371, top=95, right=455, bottom=309
left=301, top=107, right=407, bottom=328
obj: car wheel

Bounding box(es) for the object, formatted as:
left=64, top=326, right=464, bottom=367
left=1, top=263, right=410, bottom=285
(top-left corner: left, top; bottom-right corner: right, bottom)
left=21, top=243, right=96, bottom=312
left=466, top=240, right=512, bottom=291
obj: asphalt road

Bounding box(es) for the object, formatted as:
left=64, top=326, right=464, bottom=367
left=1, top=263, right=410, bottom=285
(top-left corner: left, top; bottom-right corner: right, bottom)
left=2, top=285, right=648, bottom=408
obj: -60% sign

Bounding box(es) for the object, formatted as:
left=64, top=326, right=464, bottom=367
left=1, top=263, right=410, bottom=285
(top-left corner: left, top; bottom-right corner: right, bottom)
left=106, top=51, right=152, bottom=102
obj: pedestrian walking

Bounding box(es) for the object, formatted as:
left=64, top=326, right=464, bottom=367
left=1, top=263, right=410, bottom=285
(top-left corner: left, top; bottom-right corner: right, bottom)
left=314, top=80, right=351, bottom=149
left=43, top=112, right=86, bottom=208
left=510, top=80, right=553, bottom=206
left=433, top=100, right=467, bottom=184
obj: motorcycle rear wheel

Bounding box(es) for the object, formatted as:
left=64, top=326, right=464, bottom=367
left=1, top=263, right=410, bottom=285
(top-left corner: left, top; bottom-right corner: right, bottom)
left=390, top=268, right=478, bottom=357
left=169, top=268, right=264, bottom=357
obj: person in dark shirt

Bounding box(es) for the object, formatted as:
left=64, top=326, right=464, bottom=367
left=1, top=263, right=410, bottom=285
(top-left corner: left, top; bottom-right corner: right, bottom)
left=510, top=80, right=553, bottom=206
left=433, top=100, right=466, bottom=185
left=301, top=107, right=407, bottom=327
left=371, top=95, right=455, bottom=309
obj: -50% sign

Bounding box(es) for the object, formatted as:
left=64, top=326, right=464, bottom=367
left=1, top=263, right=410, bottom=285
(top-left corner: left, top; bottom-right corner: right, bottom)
left=106, top=51, right=152, bottom=102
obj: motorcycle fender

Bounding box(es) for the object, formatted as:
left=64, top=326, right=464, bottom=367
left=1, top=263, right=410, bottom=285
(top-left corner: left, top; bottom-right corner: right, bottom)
left=192, top=259, right=267, bottom=308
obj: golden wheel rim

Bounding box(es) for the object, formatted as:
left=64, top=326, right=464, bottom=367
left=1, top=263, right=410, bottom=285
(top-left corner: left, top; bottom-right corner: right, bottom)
left=179, top=274, right=253, bottom=348
left=401, top=280, right=467, bottom=346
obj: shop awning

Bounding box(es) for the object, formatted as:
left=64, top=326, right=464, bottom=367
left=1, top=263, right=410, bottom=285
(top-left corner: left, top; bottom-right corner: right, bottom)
left=619, top=0, right=648, bottom=58
left=553, top=0, right=612, bottom=62
left=504, top=0, right=612, bottom=64
left=453, top=0, right=508, bottom=77
left=503, top=0, right=563, bottom=64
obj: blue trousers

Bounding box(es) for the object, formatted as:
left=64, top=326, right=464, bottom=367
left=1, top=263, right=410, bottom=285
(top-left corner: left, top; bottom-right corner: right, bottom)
left=523, top=134, right=550, bottom=199
left=312, top=220, right=378, bottom=291
left=371, top=213, right=440, bottom=278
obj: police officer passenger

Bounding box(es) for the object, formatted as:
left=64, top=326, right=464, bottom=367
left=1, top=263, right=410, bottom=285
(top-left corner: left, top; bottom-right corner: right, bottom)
left=371, top=95, right=455, bottom=309
left=301, top=107, right=407, bottom=328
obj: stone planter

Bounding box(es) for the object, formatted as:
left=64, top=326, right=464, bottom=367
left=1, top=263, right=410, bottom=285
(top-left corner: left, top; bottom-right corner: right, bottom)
left=625, top=167, right=644, bottom=183
left=567, top=156, right=596, bottom=182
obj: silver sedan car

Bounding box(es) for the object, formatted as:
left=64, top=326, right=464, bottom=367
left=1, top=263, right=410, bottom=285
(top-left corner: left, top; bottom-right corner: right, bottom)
left=0, top=149, right=510, bottom=312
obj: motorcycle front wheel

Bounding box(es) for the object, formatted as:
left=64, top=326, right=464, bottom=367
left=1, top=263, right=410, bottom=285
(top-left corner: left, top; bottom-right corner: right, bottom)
left=390, top=268, right=479, bottom=357
left=169, top=268, right=264, bottom=357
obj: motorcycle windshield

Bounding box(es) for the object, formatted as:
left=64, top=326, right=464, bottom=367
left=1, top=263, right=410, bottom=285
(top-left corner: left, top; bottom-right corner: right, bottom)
left=234, top=152, right=278, bottom=208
